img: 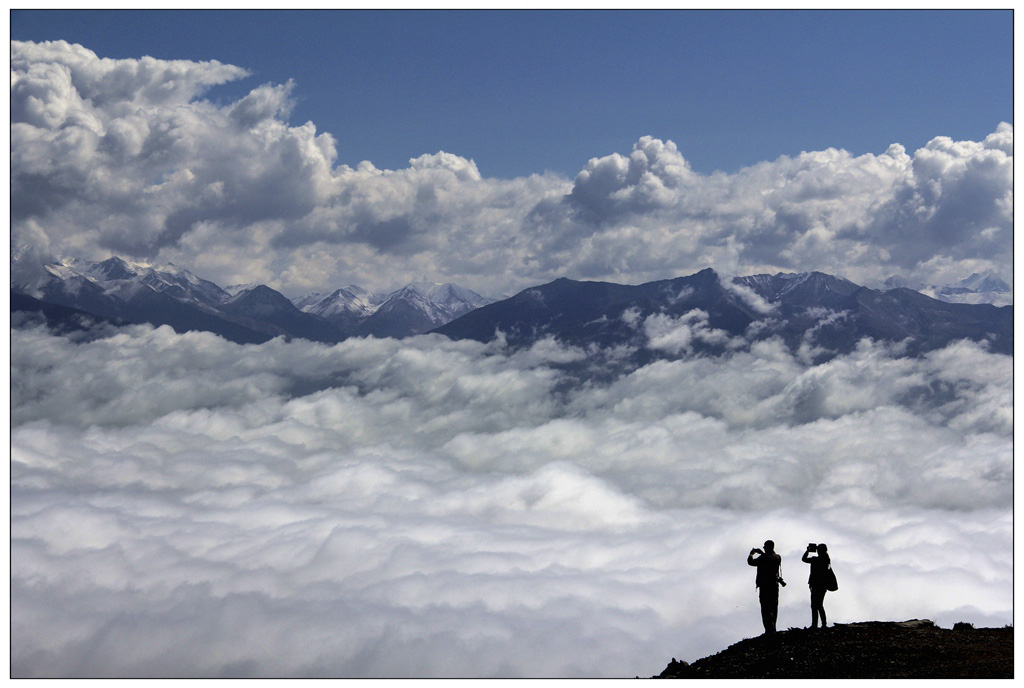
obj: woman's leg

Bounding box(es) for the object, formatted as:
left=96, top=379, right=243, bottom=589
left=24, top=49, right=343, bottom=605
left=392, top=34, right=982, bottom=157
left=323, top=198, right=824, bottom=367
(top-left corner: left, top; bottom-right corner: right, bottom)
left=810, top=587, right=826, bottom=628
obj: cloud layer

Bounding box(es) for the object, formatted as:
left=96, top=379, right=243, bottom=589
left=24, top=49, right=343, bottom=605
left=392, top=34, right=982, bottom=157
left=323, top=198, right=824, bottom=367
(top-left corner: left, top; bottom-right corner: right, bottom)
left=11, top=40, right=1013, bottom=297
left=11, top=322, right=1012, bottom=677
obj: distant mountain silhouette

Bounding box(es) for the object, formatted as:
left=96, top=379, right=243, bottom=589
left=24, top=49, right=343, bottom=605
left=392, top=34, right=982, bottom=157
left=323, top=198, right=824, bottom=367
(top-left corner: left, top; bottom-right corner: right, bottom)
left=434, top=269, right=1012, bottom=361
left=12, top=259, right=1013, bottom=356
left=12, top=256, right=493, bottom=344
left=11, top=290, right=125, bottom=339
left=886, top=270, right=1011, bottom=305
left=220, top=285, right=342, bottom=343
left=734, top=272, right=1012, bottom=357
left=33, top=274, right=273, bottom=344
left=353, top=282, right=492, bottom=339
left=436, top=268, right=739, bottom=351
left=295, top=285, right=380, bottom=336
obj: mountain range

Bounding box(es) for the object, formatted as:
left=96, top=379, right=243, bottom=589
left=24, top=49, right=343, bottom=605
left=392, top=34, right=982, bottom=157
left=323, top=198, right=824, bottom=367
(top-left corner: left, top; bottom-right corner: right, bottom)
left=434, top=269, right=1012, bottom=362
left=11, top=256, right=1013, bottom=362
left=12, top=256, right=492, bottom=344
left=885, top=272, right=1011, bottom=306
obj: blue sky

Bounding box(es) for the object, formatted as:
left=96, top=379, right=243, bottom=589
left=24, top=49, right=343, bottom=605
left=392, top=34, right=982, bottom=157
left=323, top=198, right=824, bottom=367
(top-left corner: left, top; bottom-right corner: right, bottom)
left=11, top=9, right=1012, bottom=179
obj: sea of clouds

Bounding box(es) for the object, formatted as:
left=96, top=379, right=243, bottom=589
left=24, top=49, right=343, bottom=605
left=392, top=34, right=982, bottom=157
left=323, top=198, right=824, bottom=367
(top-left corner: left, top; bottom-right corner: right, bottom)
left=11, top=318, right=1012, bottom=677
left=10, top=40, right=1013, bottom=299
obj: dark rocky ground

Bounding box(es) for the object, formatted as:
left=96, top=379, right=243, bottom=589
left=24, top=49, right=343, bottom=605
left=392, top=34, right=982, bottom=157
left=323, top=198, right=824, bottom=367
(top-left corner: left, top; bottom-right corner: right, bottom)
left=653, top=620, right=1012, bottom=679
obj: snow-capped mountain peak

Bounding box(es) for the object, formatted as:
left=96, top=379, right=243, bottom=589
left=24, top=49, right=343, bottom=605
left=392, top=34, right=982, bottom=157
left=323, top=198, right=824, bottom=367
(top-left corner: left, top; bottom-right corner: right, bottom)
left=291, top=280, right=494, bottom=338
left=296, top=285, right=381, bottom=318
left=33, top=255, right=231, bottom=311
left=16, top=252, right=495, bottom=341
left=379, top=281, right=491, bottom=322
left=224, top=283, right=262, bottom=297
left=223, top=284, right=297, bottom=315
left=955, top=272, right=1010, bottom=294
left=88, top=256, right=139, bottom=281
left=397, top=281, right=491, bottom=309
left=733, top=271, right=861, bottom=305
left=292, top=291, right=327, bottom=310
left=884, top=270, right=1012, bottom=306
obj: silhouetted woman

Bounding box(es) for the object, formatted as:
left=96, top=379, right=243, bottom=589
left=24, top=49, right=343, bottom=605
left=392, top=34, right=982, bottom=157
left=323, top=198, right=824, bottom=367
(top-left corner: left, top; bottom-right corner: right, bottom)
left=802, top=543, right=830, bottom=628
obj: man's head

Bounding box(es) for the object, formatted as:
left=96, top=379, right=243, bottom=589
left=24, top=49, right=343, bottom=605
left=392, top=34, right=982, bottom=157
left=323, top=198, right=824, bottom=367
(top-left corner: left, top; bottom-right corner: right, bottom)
left=818, top=543, right=828, bottom=553
left=764, top=540, right=775, bottom=552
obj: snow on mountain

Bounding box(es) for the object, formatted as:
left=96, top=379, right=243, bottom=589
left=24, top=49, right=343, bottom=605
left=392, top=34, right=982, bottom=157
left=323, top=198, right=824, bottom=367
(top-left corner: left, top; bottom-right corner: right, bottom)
left=15, top=254, right=496, bottom=343
left=350, top=282, right=495, bottom=339
left=384, top=282, right=491, bottom=323
left=296, top=285, right=381, bottom=319
left=292, top=291, right=327, bottom=310
left=886, top=271, right=1012, bottom=307
left=83, top=256, right=138, bottom=282
left=294, top=282, right=489, bottom=324
left=18, top=257, right=274, bottom=344
left=936, top=272, right=1012, bottom=305
left=956, top=272, right=1011, bottom=293
left=436, top=269, right=1013, bottom=361
left=223, top=285, right=297, bottom=318
left=289, top=281, right=494, bottom=338
left=734, top=271, right=862, bottom=304
left=216, top=285, right=343, bottom=343
left=40, top=256, right=231, bottom=308
left=224, top=283, right=262, bottom=297
left=15, top=255, right=1015, bottom=354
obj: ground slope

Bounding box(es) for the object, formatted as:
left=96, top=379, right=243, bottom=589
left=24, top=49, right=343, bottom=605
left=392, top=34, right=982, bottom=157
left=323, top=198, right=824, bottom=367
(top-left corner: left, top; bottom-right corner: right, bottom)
left=653, top=620, right=1012, bottom=679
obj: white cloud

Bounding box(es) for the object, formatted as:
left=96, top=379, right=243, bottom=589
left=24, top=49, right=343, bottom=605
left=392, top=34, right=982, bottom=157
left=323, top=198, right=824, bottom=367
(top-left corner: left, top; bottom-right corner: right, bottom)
left=566, top=136, right=697, bottom=221
left=10, top=323, right=1012, bottom=676
left=10, top=40, right=1012, bottom=297
left=642, top=309, right=742, bottom=354
left=723, top=278, right=777, bottom=315
left=11, top=39, right=339, bottom=263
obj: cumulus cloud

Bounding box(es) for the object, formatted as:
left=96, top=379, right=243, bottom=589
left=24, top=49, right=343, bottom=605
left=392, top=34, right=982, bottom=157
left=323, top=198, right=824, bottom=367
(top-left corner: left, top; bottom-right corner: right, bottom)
left=11, top=322, right=1012, bottom=676
left=722, top=279, right=777, bottom=315
left=11, top=40, right=339, bottom=263
left=641, top=309, right=742, bottom=355
left=566, top=136, right=697, bottom=222
left=10, top=40, right=1012, bottom=297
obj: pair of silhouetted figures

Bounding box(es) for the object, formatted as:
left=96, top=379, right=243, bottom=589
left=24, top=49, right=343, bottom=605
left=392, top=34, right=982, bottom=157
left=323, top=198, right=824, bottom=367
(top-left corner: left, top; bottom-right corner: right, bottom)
left=747, top=540, right=836, bottom=635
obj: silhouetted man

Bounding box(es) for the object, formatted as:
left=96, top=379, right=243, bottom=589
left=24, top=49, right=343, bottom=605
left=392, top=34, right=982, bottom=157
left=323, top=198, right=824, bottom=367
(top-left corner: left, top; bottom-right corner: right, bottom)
left=748, top=540, right=782, bottom=635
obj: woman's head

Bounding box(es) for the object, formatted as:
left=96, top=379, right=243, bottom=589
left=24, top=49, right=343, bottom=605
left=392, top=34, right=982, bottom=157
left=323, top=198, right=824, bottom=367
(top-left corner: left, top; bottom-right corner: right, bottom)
left=818, top=543, right=828, bottom=553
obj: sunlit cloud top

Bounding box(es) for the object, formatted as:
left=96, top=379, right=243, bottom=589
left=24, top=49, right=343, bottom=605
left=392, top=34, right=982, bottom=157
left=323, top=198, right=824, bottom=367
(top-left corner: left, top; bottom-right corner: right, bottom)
left=11, top=38, right=1012, bottom=298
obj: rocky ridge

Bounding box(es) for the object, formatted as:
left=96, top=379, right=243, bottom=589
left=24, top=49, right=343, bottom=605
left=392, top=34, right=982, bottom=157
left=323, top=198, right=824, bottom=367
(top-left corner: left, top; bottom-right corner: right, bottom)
left=653, top=619, right=1012, bottom=679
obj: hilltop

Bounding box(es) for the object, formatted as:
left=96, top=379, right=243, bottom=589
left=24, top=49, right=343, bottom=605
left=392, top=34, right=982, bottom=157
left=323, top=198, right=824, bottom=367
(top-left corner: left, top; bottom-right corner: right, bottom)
left=653, top=620, right=1012, bottom=679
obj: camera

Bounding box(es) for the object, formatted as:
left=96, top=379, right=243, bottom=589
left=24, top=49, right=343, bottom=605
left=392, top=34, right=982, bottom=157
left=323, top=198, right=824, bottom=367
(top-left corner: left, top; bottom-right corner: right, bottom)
left=778, top=578, right=787, bottom=587
left=807, top=543, right=817, bottom=552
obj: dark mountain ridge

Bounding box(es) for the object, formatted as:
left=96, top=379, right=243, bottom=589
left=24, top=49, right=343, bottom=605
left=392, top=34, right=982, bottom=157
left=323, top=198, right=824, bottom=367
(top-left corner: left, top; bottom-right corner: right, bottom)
left=11, top=290, right=126, bottom=340
left=31, top=273, right=275, bottom=344
left=220, top=285, right=342, bottom=343
left=13, top=260, right=1012, bottom=359
left=436, top=268, right=753, bottom=350
left=434, top=269, right=1012, bottom=362
left=12, top=257, right=491, bottom=344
